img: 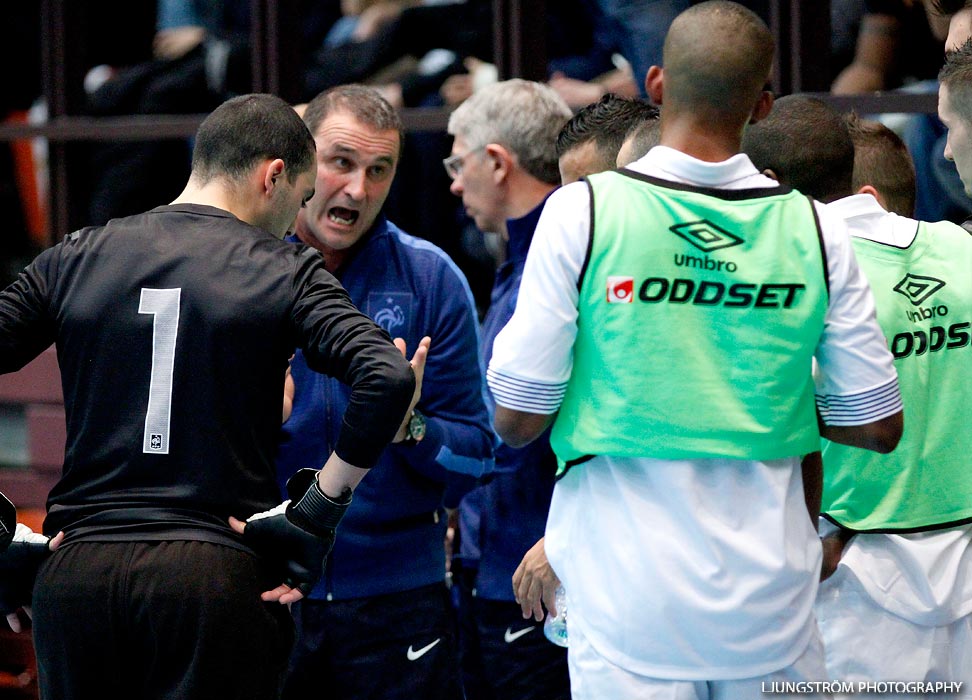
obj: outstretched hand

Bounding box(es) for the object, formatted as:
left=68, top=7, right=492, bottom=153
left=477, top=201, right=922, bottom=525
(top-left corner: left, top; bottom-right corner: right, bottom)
left=392, top=336, right=431, bottom=442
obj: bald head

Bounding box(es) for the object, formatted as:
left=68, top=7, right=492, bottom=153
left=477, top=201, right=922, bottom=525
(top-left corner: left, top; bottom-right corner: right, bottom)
left=663, top=2, right=774, bottom=122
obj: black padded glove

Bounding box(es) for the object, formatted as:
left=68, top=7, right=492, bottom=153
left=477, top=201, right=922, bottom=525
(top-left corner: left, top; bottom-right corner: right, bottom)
left=0, top=524, right=52, bottom=616
left=241, top=469, right=352, bottom=595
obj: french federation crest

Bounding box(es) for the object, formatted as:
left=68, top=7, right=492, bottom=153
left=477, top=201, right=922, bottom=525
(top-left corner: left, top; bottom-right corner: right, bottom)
left=368, top=292, right=413, bottom=334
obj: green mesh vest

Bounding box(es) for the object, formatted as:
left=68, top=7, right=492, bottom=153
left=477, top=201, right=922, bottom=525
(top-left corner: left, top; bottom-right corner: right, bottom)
left=550, top=170, right=828, bottom=474
left=822, top=219, right=972, bottom=532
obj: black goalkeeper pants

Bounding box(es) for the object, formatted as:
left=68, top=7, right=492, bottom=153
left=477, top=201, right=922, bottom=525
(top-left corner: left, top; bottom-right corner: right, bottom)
left=32, top=540, right=294, bottom=700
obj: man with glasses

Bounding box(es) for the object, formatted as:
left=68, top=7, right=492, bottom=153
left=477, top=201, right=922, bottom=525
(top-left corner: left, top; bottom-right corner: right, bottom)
left=444, top=79, right=573, bottom=700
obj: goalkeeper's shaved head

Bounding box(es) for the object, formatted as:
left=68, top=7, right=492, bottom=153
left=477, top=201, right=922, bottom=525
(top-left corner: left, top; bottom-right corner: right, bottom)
left=663, top=1, right=774, bottom=123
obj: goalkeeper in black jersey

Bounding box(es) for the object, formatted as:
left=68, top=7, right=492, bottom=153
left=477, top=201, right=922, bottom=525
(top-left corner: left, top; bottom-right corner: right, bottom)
left=0, top=93, right=416, bottom=700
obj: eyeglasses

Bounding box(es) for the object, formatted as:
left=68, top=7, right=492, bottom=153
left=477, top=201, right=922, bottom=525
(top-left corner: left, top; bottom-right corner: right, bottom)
left=442, top=146, right=486, bottom=180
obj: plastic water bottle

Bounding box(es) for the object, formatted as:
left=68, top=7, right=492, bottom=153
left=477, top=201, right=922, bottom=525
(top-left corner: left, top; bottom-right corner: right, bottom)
left=543, top=585, right=569, bottom=647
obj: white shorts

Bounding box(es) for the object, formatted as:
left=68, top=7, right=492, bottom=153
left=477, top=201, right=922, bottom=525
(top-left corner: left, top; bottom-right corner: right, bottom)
left=565, top=618, right=831, bottom=700
left=816, top=568, right=972, bottom=699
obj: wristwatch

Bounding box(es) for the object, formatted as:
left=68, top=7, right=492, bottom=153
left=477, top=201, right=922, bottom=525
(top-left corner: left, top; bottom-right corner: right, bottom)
left=402, top=409, right=427, bottom=446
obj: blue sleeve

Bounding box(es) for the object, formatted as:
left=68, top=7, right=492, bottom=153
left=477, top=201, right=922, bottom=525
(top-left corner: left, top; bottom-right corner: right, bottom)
left=389, top=258, right=495, bottom=508
left=157, top=0, right=201, bottom=30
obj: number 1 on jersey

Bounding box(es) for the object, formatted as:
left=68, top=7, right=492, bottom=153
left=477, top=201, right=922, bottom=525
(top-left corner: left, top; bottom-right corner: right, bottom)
left=139, top=288, right=181, bottom=454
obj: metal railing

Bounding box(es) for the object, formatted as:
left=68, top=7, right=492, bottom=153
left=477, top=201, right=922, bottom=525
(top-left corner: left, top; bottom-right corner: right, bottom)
left=4, top=0, right=940, bottom=246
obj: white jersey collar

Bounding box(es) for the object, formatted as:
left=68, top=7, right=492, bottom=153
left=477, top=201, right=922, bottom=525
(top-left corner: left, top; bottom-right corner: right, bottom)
left=627, top=145, right=779, bottom=190
left=828, top=194, right=919, bottom=248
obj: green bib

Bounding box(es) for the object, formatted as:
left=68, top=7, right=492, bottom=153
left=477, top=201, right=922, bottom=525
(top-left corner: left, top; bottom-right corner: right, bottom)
left=551, top=170, right=828, bottom=474
left=822, top=219, right=972, bottom=531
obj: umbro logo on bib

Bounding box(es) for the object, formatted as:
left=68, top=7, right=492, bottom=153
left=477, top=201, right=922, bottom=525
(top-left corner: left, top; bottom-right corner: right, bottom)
left=893, top=273, right=946, bottom=306
left=670, top=220, right=743, bottom=253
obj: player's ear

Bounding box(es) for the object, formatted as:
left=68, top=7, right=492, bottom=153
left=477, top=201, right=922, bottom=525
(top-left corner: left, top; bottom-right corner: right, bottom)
left=263, top=159, right=286, bottom=194
left=749, top=90, right=774, bottom=125
left=646, top=66, right=663, bottom=105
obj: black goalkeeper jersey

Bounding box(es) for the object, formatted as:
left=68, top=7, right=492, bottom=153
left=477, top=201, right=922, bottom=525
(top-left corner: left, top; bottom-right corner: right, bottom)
left=0, top=204, right=412, bottom=547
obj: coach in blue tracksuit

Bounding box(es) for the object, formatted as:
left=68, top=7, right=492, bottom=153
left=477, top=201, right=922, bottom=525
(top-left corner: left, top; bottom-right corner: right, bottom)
left=276, top=86, right=493, bottom=700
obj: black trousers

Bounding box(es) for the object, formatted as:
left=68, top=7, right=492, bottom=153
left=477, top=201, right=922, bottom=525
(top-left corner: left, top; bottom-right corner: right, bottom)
left=32, top=540, right=294, bottom=700
left=283, top=583, right=463, bottom=700
left=454, top=567, right=571, bottom=700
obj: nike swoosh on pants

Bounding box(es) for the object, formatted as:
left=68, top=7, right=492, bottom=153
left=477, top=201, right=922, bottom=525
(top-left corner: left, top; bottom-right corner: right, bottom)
left=406, top=637, right=442, bottom=661
left=504, top=626, right=535, bottom=643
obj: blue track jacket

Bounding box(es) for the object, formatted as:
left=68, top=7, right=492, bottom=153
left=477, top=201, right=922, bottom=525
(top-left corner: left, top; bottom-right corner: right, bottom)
left=458, top=198, right=559, bottom=602
left=277, top=217, right=494, bottom=599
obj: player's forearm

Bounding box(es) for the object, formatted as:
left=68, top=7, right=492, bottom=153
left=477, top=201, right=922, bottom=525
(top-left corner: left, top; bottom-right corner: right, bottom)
left=335, top=352, right=415, bottom=467
left=317, top=452, right=371, bottom=497
left=820, top=411, right=903, bottom=454
left=494, top=406, right=555, bottom=448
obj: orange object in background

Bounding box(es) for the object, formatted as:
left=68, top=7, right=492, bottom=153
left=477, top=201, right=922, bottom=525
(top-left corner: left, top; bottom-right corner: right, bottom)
left=6, top=111, right=47, bottom=248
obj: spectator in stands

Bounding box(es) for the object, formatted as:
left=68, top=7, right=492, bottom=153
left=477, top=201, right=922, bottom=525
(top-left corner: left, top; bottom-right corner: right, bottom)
left=83, top=0, right=338, bottom=227
left=833, top=0, right=969, bottom=223
left=305, top=0, right=639, bottom=110
left=303, top=0, right=494, bottom=107
left=940, top=1, right=972, bottom=48
left=831, top=0, right=945, bottom=94
left=83, top=0, right=256, bottom=227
